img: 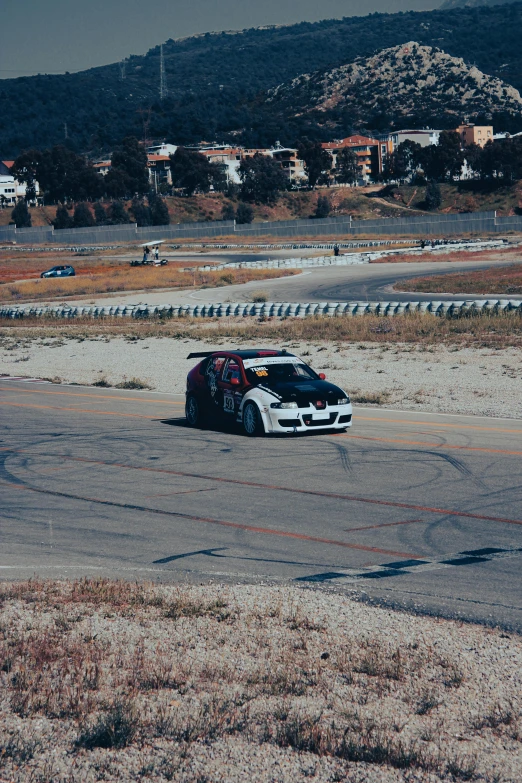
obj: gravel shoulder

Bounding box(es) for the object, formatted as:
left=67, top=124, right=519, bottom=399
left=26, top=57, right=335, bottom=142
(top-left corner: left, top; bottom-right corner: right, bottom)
left=2, top=332, right=521, bottom=418
left=0, top=580, right=520, bottom=783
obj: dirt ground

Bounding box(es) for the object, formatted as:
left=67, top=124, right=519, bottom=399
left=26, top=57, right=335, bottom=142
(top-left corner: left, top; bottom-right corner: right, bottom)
left=1, top=580, right=520, bottom=783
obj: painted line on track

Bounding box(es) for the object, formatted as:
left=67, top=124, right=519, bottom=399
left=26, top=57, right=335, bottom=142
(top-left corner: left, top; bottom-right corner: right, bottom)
left=3, top=448, right=521, bottom=528
left=0, top=386, right=184, bottom=406
left=1, top=399, right=519, bottom=456
left=0, top=401, right=156, bottom=420
left=0, top=480, right=419, bottom=560
left=3, top=386, right=521, bottom=434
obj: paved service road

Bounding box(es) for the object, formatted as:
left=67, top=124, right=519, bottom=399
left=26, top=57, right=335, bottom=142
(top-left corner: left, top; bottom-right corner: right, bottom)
left=1, top=380, right=521, bottom=630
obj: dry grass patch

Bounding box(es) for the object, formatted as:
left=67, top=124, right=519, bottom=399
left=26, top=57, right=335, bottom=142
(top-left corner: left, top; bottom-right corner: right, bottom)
left=0, top=579, right=521, bottom=782
left=0, top=267, right=296, bottom=303
left=397, top=263, right=522, bottom=296
left=2, top=311, right=521, bottom=350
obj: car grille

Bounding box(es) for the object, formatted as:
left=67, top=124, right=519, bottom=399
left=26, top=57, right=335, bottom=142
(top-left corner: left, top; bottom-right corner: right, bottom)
left=279, top=418, right=301, bottom=427
left=338, top=414, right=352, bottom=423
left=312, top=400, right=327, bottom=410
left=302, top=413, right=338, bottom=427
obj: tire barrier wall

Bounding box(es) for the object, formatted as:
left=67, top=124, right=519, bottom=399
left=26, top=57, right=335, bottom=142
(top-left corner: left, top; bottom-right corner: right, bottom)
left=2, top=299, right=521, bottom=321
left=199, top=239, right=511, bottom=270
left=3, top=210, right=522, bottom=246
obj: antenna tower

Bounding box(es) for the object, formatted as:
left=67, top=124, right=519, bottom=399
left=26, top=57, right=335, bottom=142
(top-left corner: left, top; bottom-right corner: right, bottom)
left=119, top=58, right=126, bottom=80
left=159, top=44, right=167, bottom=100
left=64, top=122, right=68, bottom=139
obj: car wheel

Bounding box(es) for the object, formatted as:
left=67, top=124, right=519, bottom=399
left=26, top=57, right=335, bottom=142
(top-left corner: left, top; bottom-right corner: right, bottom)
left=242, top=401, right=264, bottom=437
left=185, top=394, right=203, bottom=427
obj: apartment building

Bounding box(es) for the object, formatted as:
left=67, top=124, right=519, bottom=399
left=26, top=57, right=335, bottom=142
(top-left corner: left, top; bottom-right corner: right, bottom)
left=322, top=136, right=392, bottom=182
left=268, top=146, right=306, bottom=182
left=456, top=123, right=493, bottom=148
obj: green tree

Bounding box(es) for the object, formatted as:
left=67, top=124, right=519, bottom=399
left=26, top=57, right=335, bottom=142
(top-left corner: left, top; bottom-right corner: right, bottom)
left=425, top=181, right=442, bottom=211
left=297, top=140, right=332, bottom=188
left=109, top=201, right=131, bottom=224
left=54, top=204, right=72, bottom=229
left=420, top=132, right=464, bottom=182
left=130, top=198, right=152, bottom=227
left=313, top=194, right=331, bottom=219
left=73, top=202, right=95, bottom=227
left=11, top=199, right=31, bottom=228
left=106, top=137, right=149, bottom=198
left=12, top=146, right=103, bottom=203
left=238, top=153, right=287, bottom=205
left=149, top=194, right=170, bottom=225
left=169, top=148, right=222, bottom=196
left=235, top=202, right=254, bottom=224
left=335, top=148, right=359, bottom=185
left=94, top=201, right=108, bottom=225
left=383, top=140, right=422, bottom=182
left=221, top=202, right=236, bottom=221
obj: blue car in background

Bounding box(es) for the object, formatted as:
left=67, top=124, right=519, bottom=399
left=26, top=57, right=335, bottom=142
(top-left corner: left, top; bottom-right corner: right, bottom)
left=41, top=265, right=75, bottom=278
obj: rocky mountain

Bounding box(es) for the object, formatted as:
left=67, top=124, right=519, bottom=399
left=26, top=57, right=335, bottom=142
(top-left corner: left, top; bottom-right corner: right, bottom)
left=266, top=42, right=522, bottom=131
left=2, top=3, right=522, bottom=155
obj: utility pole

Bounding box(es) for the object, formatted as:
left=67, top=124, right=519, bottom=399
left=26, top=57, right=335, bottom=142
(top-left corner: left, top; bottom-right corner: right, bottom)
left=159, top=44, right=167, bottom=101
left=64, top=122, right=68, bottom=140
left=119, top=58, right=126, bottom=81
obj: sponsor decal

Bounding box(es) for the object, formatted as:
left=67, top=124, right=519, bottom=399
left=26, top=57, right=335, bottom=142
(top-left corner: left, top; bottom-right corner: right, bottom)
left=243, top=357, right=305, bottom=369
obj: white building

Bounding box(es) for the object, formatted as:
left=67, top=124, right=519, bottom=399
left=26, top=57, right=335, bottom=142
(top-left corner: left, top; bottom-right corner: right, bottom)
left=147, top=143, right=178, bottom=157
left=386, top=130, right=441, bottom=149
left=0, top=161, right=38, bottom=205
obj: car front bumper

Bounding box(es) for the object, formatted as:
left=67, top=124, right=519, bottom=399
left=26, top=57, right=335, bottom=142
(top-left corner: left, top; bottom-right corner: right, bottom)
left=265, top=404, right=353, bottom=434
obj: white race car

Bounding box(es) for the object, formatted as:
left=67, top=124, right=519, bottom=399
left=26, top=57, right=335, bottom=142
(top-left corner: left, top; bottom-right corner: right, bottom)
left=185, top=349, right=353, bottom=436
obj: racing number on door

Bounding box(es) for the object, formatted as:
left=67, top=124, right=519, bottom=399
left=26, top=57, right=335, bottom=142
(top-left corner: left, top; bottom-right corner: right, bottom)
left=223, top=392, right=235, bottom=413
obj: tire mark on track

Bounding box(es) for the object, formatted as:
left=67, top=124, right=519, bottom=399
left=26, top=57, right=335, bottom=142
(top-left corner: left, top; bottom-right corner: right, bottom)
left=2, top=448, right=521, bottom=527
left=0, top=479, right=419, bottom=560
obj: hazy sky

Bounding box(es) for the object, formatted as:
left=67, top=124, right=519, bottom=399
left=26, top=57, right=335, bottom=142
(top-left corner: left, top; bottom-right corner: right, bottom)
left=2, top=0, right=439, bottom=79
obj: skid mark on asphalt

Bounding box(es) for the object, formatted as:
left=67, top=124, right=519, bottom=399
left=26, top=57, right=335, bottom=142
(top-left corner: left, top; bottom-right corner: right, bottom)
left=347, top=518, right=423, bottom=532
left=2, top=448, right=521, bottom=527
left=0, top=479, right=419, bottom=560
left=332, top=432, right=522, bottom=457
left=296, top=547, right=522, bottom=583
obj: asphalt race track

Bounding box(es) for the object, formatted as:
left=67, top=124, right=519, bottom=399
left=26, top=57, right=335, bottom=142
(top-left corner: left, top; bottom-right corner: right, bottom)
left=1, top=380, right=521, bottom=630
left=248, top=256, right=522, bottom=304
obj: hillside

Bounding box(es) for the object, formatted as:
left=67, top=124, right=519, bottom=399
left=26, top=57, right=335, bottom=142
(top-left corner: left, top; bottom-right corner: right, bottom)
left=2, top=3, right=522, bottom=155
left=267, top=42, right=522, bottom=132
left=440, top=0, right=520, bottom=8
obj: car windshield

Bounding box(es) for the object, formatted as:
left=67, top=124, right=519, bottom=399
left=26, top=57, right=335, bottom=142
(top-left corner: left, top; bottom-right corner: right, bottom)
left=245, top=361, right=318, bottom=385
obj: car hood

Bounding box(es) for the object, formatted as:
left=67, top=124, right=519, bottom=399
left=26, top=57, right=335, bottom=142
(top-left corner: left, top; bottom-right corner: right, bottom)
left=253, top=379, right=347, bottom=405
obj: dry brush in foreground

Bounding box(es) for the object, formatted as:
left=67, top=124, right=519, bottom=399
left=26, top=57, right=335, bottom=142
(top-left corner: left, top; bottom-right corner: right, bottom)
left=1, top=312, right=521, bottom=350
left=0, top=580, right=520, bottom=782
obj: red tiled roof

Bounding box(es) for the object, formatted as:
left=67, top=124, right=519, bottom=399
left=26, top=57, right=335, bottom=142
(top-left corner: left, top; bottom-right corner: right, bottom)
left=322, top=135, right=378, bottom=149
left=2, top=160, right=14, bottom=169
left=147, top=155, right=171, bottom=162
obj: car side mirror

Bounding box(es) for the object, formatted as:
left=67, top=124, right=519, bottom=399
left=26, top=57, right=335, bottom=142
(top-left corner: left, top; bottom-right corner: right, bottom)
left=230, top=377, right=241, bottom=385
left=318, top=373, right=326, bottom=380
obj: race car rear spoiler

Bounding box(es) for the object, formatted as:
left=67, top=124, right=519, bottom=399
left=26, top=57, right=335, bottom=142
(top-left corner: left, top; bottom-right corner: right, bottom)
left=187, top=351, right=216, bottom=359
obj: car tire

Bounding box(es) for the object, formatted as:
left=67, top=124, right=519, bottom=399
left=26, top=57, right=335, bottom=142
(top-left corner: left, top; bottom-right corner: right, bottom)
left=242, top=401, right=264, bottom=437
left=185, top=394, right=203, bottom=428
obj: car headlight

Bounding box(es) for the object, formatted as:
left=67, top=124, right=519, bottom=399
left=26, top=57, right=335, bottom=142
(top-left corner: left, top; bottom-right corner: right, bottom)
left=337, top=397, right=350, bottom=405
left=270, top=401, right=298, bottom=409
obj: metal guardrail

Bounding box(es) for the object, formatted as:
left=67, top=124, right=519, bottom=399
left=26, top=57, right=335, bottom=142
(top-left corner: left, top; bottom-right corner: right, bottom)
left=2, top=299, right=521, bottom=320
